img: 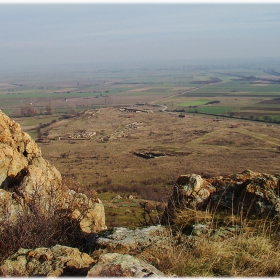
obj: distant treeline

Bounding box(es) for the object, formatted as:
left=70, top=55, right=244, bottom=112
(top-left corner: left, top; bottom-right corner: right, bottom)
left=264, top=69, right=280, bottom=76
left=204, top=100, right=220, bottom=105
left=190, top=78, right=222, bottom=84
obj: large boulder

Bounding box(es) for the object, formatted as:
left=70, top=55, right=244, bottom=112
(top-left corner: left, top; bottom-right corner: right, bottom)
left=0, top=245, right=94, bottom=277
left=95, top=225, right=168, bottom=254
left=87, top=253, right=166, bottom=277
left=208, top=169, right=280, bottom=216
left=0, top=110, right=106, bottom=234
left=162, top=170, right=280, bottom=224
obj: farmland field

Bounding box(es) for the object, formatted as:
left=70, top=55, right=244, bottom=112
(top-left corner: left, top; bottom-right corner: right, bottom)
left=1, top=62, right=279, bottom=120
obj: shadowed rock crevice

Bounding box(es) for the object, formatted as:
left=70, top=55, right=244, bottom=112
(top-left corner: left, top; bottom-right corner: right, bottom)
left=0, top=168, right=28, bottom=193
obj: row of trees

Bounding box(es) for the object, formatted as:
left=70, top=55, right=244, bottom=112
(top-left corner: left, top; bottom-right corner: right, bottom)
left=20, top=104, right=53, bottom=117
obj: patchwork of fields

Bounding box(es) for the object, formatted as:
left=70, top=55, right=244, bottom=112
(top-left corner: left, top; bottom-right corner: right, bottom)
left=1, top=63, right=279, bottom=121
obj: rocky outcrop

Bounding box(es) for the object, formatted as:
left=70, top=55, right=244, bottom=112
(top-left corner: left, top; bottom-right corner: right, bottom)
left=162, top=170, right=280, bottom=224
left=0, top=245, right=94, bottom=277
left=92, top=226, right=172, bottom=277
left=208, top=169, right=280, bottom=216
left=0, top=110, right=106, bottom=234
left=0, top=246, right=166, bottom=278
left=87, top=253, right=166, bottom=277
left=94, top=225, right=168, bottom=254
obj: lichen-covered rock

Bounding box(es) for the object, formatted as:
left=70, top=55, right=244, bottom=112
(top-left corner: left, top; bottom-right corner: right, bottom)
left=208, top=169, right=280, bottom=216
left=95, top=225, right=167, bottom=254
left=0, top=245, right=94, bottom=277
left=0, top=110, right=106, bottom=234
left=210, top=225, right=242, bottom=241
left=162, top=170, right=280, bottom=225
left=189, top=222, right=241, bottom=240
left=87, top=253, right=166, bottom=277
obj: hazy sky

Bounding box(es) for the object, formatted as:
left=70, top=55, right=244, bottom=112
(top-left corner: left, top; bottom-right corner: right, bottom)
left=0, top=4, right=280, bottom=69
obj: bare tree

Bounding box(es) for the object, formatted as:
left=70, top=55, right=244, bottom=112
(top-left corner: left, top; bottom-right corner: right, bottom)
left=20, top=106, right=36, bottom=117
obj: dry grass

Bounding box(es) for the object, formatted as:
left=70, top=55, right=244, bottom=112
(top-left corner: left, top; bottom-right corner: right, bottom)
left=143, top=216, right=280, bottom=277
left=179, top=235, right=280, bottom=276
left=171, top=208, right=213, bottom=230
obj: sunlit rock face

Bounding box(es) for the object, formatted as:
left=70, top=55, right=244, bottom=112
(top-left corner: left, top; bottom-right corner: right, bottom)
left=0, top=110, right=106, bottom=234
left=87, top=253, right=166, bottom=278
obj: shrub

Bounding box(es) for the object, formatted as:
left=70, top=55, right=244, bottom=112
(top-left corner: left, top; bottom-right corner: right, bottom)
left=137, top=201, right=166, bottom=226
left=0, top=205, right=85, bottom=265
left=0, top=180, right=95, bottom=265
left=20, top=106, right=36, bottom=117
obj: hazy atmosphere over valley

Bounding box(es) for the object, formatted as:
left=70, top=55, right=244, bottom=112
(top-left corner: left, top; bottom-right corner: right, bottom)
left=0, top=3, right=280, bottom=70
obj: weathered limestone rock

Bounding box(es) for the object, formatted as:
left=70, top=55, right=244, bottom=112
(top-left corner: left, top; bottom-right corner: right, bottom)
left=162, top=170, right=280, bottom=225
left=0, top=245, right=94, bottom=277
left=92, top=226, right=177, bottom=276
left=0, top=110, right=106, bottom=234
left=175, top=174, right=216, bottom=208
left=208, top=169, right=280, bottom=216
left=95, top=225, right=167, bottom=254
left=68, top=190, right=106, bottom=235
left=87, top=253, right=166, bottom=277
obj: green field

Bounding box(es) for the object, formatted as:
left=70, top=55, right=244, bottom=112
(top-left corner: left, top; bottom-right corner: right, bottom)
left=190, top=82, right=280, bottom=96
left=198, top=106, right=235, bottom=114
left=176, top=99, right=211, bottom=107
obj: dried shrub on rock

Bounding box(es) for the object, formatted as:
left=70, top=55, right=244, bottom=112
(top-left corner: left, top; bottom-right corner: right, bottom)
left=0, top=184, right=91, bottom=265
